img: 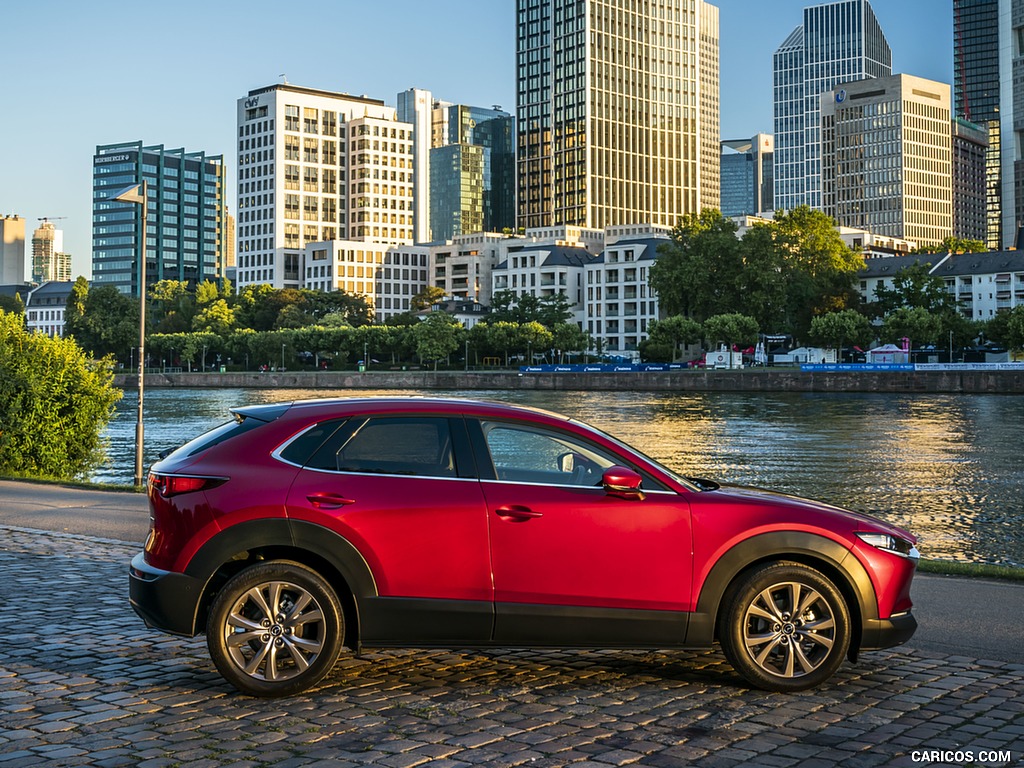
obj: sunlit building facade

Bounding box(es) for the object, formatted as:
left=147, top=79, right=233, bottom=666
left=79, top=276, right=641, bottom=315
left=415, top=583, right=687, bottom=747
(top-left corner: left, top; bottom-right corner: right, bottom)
left=821, top=75, right=952, bottom=247
left=235, top=84, right=414, bottom=290
left=516, top=0, right=720, bottom=231
left=31, top=220, right=72, bottom=284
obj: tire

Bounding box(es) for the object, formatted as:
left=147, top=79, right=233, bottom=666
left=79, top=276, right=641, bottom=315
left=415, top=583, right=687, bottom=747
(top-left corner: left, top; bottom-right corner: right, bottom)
left=719, top=562, right=851, bottom=692
left=206, top=560, right=344, bottom=697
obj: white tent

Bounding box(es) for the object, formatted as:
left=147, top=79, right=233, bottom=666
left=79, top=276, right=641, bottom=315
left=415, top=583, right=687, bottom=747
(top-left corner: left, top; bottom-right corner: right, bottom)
left=867, top=343, right=907, bottom=364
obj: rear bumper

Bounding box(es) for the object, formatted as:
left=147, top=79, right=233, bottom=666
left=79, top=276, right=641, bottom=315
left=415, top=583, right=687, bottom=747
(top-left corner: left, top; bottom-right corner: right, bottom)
left=860, top=611, right=917, bottom=651
left=129, top=551, right=205, bottom=636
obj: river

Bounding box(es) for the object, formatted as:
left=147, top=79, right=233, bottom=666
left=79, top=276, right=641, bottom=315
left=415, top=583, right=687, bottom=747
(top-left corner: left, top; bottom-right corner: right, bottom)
left=97, top=387, right=1024, bottom=567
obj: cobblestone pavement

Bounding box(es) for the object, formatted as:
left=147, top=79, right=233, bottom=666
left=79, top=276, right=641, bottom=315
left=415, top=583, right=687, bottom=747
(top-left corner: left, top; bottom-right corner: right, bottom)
left=1, top=525, right=1023, bottom=768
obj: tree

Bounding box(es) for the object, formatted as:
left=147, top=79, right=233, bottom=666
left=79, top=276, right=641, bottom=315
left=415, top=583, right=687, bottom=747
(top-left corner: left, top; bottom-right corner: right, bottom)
left=192, top=299, right=237, bottom=337
left=809, top=310, right=873, bottom=356
left=149, top=280, right=194, bottom=333
left=645, top=316, right=703, bottom=362
left=0, top=310, right=122, bottom=479
left=551, top=323, right=590, bottom=363
left=870, top=262, right=952, bottom=318
left=0, top=292, right=24, bottom=315
left=649, top=209, right=744, bottom=321
left=1000, top=305, right=1024, bottom=353
left=64, top=282, right=139, bottom=362
left=703, top=313, right=759, bottom=351
left=518, top=321, right=553, bottom=362
left=412, top=312, right=464, bottom=370
left=771, top=206, right=865, bottom=339
left=915, top=236, right=987, bottom=254
left=410, top=286, right=446, bottom=311
left=882, top=307, right=943, bottom=348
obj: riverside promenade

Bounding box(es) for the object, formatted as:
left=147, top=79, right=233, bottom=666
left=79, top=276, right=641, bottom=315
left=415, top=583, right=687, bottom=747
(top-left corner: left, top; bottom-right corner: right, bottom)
left=1, top=481, right=1023, bottom=767
left=113, top=368, right=1024, bottom=394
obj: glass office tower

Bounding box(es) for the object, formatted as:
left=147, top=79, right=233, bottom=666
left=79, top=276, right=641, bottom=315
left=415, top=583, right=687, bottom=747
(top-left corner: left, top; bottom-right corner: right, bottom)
left=772, top=0, right=891, bottom=213
left=92, top=142, right=225, bottom=296
left=516, top=0, right=720, bottom=231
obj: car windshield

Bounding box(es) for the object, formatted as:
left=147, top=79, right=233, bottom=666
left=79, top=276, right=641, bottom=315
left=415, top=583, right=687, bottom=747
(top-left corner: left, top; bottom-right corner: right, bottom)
left=568, top=418, right=706, bottom=492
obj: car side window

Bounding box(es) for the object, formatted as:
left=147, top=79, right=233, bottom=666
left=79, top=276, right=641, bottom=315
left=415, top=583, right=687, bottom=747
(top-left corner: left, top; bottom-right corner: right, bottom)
left=480, top=421, right=618, bottom=487
left=307, top=416, right=456, bottom=478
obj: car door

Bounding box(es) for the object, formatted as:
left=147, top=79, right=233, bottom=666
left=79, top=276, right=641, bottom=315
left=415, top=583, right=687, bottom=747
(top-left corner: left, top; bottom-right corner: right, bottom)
left=470, top=418, right=693, bottom=646
left=284, top=414, right=492, bottom=644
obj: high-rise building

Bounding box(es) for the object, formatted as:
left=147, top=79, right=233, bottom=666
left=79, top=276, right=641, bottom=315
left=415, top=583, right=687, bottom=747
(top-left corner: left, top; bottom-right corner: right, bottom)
left=820, top=75, right=952, bottom=247
left=720, top=135, right=774, bottom=216
left=515, top=0, right=720, bottom=231
left=773, top=0, right=891, bottom=213
left=430, top=104, right=515, bottom=241
left=1, top=214, right=26, bottom=285
left=952, top=118, right=989, bottom=243
left=396, top=88, right=434, bottom=244
left=953, top=0, right=1022, bottom=249
left=236, top=83, right=414, bottom=290
left=92, top=142, right=226, bottom=297
left=31, top=220, right=72, bottom=284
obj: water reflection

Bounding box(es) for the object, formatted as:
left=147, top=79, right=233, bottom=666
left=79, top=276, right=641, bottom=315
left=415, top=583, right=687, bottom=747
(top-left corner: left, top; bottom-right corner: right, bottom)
left=99, top=387, right=1024, bottom=567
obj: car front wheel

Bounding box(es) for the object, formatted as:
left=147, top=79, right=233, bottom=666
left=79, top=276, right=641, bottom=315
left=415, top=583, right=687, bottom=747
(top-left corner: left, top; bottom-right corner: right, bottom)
left=206, top=560, right=344, bottom=697
left=719, top=562, right=851, bottom=692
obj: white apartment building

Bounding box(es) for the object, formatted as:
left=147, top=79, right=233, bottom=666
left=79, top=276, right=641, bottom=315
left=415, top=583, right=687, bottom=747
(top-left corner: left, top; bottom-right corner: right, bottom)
left=25, top=281, right=74, bottom=337
left=235, top=83, right=414, bottom=290
left=584, top=237, right=668, bottom=359
left=932, top=251, right=1024, bottom=320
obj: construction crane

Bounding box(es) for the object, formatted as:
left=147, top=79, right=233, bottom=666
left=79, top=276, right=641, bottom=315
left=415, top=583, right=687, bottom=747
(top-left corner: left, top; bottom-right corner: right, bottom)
left=37, top=216, right=67, bottom=223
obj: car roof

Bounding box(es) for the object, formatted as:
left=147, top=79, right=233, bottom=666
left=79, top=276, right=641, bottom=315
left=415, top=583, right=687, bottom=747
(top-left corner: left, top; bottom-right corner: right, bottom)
left=235, top=396, right=573, bottom=425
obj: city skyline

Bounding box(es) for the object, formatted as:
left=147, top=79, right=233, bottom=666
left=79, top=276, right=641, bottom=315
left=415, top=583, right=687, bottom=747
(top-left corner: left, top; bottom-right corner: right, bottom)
left=0, top=0, right=953, bottom=280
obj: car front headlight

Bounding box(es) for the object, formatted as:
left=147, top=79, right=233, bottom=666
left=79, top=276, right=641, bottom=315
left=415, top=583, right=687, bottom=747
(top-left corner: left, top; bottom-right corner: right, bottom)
left=856, top=532, right=920, bottom=560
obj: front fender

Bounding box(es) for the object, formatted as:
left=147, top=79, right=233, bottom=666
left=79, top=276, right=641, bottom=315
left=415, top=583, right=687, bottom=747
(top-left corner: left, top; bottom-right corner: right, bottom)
left=685, top=531, right=878, bottom=648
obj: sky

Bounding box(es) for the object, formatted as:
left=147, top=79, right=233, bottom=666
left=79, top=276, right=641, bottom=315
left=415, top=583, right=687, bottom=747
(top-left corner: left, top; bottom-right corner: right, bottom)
left=0, top=0, right=954, bottom=280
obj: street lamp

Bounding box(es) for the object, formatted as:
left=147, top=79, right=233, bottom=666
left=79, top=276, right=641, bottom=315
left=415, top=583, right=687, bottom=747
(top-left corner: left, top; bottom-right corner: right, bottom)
left=111, top=181, right=149, bottom=488
left=281, top=343, right=286, bottom=371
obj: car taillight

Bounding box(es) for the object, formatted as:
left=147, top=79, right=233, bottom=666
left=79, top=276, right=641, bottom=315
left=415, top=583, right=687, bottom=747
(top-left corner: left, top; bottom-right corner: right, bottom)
left=149, top=473, right=226, bottom=498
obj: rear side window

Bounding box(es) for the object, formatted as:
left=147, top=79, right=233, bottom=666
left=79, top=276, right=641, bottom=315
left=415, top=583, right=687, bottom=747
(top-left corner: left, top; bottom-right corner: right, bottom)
left=162, top=418, right=263, bottom=462
left=307, top=416, right=456, bottom=477
left=276, top=419, right=347, bottom=466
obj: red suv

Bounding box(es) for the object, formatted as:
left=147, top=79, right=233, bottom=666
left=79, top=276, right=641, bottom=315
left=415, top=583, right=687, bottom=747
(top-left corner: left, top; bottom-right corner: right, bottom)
left=129, top=397, right=918, bottom=697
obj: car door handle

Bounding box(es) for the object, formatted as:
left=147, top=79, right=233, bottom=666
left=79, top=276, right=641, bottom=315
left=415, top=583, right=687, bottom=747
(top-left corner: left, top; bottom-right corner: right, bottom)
left=306, top=493, right=356, bottom=509
left=495, top=505, right=543, bottom=522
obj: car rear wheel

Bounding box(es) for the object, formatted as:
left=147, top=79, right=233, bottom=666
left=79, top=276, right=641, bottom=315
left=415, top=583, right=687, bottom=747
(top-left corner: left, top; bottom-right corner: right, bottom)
left=719, top=562, right=851, bottom=692
left=207, top=561, right=344, bottom=697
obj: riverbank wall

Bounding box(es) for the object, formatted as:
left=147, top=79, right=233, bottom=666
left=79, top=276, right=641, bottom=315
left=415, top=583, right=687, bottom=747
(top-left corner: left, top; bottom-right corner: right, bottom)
left=114, top=368, right=1024, bottom=393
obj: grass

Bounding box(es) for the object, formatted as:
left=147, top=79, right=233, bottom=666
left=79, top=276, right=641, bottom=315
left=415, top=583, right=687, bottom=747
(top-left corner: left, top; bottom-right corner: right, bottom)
left=917, top=558, right=1024, bottom=582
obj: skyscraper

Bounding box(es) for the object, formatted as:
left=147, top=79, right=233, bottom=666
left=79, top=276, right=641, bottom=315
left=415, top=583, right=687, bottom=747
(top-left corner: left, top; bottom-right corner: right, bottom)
left=31, top=220, right=72, bottom=283
left=720, top=134, right=774, bottom=217
left=821, top=75, right=952, bottom=247
left=516, top=0, right=720, bottom=231
left=92, top=142, right=226, bottom=297
left=772, top=0, right=891, bottom=213
left=430, top=104, right=515, bottom=241
left=953, top=0, right=1016, bottom=248
left=1, top=214, right=26, bottom=285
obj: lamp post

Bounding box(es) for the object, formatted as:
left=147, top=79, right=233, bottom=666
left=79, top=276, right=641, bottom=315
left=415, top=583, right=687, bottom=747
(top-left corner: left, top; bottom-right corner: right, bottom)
left=281, top=343, right=286, bottom=371
left=111, top=181, right=149, bottom=488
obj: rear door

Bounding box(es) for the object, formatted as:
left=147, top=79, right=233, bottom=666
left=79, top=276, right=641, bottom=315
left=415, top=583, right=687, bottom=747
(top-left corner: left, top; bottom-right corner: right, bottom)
left=284, top=414, right=492, bottom=644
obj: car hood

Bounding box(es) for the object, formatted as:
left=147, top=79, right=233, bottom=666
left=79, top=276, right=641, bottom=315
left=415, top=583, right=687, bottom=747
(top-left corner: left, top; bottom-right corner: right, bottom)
left=710, top=482, right=916, bottom=542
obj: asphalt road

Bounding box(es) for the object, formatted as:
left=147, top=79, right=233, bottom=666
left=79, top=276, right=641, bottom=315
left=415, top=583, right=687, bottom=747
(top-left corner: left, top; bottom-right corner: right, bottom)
left=2, top=479, right=1022, bottom=665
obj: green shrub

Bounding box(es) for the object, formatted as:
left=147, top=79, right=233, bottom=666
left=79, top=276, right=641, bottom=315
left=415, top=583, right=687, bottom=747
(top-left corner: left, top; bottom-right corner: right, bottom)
left=0, top=310, right=122, bottom=479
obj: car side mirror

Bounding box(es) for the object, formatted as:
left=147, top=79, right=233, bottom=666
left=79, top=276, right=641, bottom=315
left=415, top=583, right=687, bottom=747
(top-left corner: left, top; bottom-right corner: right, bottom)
left=602, top=465, right=646, bottom=501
